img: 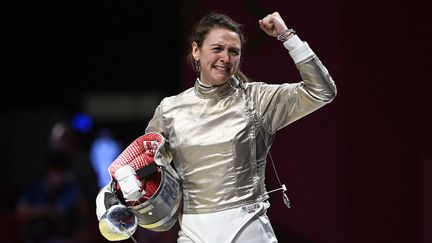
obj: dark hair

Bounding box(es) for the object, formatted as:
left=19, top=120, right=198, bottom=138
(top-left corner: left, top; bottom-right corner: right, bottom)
left=187, top=12, right=249, bottom=82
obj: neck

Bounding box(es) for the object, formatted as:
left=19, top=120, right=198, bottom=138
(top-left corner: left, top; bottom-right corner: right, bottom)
left=197, top=78, right=213, bottom=88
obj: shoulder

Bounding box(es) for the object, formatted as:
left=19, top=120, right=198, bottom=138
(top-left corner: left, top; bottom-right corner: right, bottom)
left=243, top=80, right=275, bottom=94
left=244, top=80, right=294, bottom=92
left=244, top=81, right=266, bottom=89
left=159, top=87, right=195, bottom=109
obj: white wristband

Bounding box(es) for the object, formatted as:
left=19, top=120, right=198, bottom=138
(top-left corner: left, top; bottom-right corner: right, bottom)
left=282, top=34, right=303, bottom=51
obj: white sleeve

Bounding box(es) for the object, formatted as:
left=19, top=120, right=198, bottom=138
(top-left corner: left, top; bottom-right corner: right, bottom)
left=283, top=35, right=315, bottom=64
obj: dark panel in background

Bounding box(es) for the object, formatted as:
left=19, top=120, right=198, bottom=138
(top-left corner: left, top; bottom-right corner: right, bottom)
left=3, top=1, right=181, bottom=242
left=343, top=0, right=430, bottom=242
left=4, top=0, right=181, bottom=109
left=2, top=0, right=181, bottom=204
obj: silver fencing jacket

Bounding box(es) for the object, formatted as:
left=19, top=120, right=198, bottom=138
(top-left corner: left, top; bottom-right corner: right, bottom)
left=145, top=43, right=337, bottom=215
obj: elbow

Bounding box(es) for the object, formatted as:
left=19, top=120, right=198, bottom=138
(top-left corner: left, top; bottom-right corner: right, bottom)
left=322, top=76, right=337, bottom=102
left=312, top=83, right=337, bottom=102
left=328, top=84, right=337, bottom=101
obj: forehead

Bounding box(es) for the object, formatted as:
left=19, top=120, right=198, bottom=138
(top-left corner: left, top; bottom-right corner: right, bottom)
left=203, top=27, right=241, bottom=47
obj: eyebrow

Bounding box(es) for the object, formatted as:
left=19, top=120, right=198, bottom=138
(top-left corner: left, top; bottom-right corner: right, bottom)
left=210, top=43, right=240, bottom=50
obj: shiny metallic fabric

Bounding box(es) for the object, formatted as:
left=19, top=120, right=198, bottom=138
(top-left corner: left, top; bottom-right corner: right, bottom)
left=146, top=56, right=336, bottom=214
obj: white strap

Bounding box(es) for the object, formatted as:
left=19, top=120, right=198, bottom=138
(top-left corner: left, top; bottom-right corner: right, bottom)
left=115, top=165, right=143, bottom=201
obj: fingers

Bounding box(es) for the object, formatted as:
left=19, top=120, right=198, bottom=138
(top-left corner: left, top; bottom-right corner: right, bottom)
left=259, top=12, right=287, bottom=37
left=258, top=16, right=275, bottom=36
left=259, top=14, right=274, bottom=28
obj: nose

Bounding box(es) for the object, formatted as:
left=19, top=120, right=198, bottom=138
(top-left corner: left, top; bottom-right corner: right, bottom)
left=220, top=50, right=230, bottom=62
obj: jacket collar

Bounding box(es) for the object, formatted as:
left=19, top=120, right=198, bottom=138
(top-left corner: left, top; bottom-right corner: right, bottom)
left=193, top=78, right=236, bottom=99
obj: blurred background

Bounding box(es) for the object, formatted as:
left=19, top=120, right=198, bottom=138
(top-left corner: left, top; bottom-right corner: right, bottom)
left=2, top=0, right=430, bottom=242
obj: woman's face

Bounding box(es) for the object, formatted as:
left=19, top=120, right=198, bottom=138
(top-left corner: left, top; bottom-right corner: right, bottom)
left=192, top=27, right=241, bottom=86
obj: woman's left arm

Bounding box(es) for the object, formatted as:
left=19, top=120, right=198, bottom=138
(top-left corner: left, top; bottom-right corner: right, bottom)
left=256, top=12, right=337, bottom=132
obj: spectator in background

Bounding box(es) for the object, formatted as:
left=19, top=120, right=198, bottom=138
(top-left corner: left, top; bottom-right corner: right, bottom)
left=49, top=121, right=99, bottom=203
left=16, top=150, right=87, bottom=242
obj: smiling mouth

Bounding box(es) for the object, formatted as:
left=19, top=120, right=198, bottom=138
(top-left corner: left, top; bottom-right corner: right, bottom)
left=214, top=65, right=230, bottom=73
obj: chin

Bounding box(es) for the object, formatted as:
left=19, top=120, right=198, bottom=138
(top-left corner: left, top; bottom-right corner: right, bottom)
left=214, top=79, right=229, bottom=86
left=214, top=74, right=231, bottom=84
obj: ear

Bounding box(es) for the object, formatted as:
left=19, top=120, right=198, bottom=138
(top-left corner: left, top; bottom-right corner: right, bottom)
left=192, top=42, right=200, bottom=61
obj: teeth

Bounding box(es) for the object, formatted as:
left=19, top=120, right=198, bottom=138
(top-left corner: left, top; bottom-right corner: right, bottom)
left=215, top=66, right=228, bottom=70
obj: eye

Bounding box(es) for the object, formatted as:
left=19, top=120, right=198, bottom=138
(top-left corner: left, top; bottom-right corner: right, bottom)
left=229, top=48, right=240, bottom=56
left=212, top=47, right=223, bottom=52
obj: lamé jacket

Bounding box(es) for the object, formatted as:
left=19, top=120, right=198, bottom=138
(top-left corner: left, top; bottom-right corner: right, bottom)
left=145, top=41, right=337, bottom=215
